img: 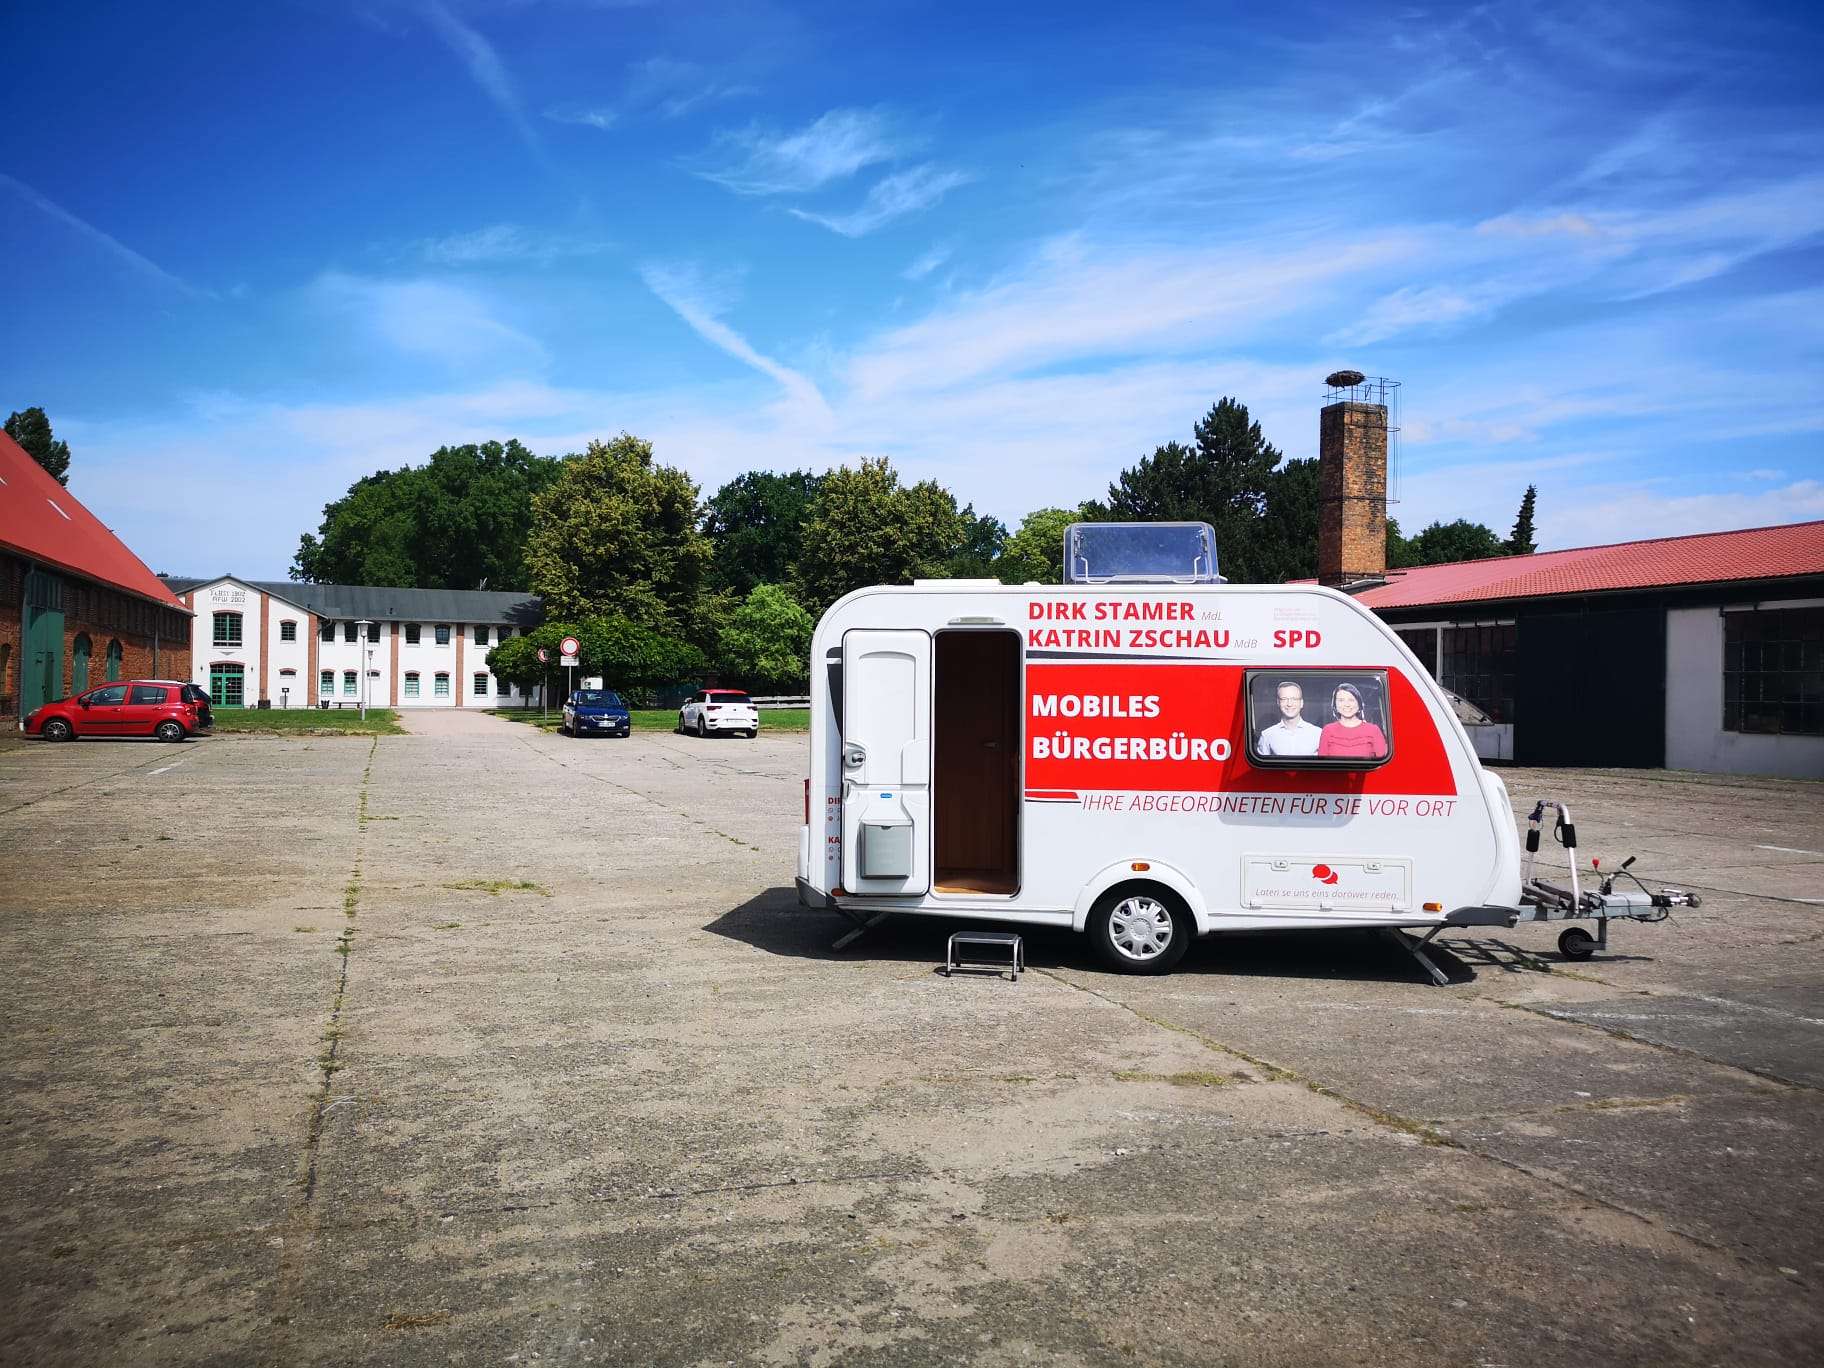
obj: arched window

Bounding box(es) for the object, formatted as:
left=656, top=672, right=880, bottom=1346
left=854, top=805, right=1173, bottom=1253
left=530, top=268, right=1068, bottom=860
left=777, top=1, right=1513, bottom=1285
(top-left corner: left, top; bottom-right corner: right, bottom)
left=71, top=633, right=92, bottom=694
left=280, top=620, right=297, bottom=642
left=105, top=639, right=123, bottom=681
left=212, top=611, right=243, bottom=647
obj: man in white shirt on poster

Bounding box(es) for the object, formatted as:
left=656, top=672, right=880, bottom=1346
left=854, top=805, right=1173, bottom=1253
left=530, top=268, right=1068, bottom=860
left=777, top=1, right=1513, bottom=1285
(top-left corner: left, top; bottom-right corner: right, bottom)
left=1257, top=680, right=1322, bottom=757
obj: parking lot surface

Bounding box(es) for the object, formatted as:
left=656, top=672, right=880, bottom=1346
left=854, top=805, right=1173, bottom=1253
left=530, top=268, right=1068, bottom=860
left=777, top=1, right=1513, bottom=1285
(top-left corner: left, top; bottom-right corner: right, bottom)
left=1, top=729, right=1820, bottom=1366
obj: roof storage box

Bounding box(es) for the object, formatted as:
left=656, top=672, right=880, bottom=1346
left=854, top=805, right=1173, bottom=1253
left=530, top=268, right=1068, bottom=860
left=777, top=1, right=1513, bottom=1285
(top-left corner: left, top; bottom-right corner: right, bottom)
left=1063, top=521, right=1220, bottom=585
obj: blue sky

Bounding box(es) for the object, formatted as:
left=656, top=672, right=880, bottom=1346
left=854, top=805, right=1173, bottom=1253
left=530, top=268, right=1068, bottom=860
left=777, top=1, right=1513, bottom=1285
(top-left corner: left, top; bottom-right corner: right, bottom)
left=3, top=0, right=1822, bottom=579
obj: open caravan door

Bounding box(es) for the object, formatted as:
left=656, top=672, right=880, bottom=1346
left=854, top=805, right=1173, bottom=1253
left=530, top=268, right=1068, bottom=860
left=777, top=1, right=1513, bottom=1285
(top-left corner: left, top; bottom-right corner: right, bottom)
left=841, top=630, right=931, bottom=896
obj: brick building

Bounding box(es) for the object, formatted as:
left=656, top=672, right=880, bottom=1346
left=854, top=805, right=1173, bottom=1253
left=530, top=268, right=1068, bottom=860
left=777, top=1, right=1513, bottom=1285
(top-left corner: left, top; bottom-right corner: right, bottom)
left=1, top=433, right=192, bottom=722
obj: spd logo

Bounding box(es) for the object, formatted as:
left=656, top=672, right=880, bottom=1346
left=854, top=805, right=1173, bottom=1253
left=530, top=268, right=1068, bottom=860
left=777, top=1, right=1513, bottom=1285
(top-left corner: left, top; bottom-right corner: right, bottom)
left=1311, top=863, right=1340, bottom=885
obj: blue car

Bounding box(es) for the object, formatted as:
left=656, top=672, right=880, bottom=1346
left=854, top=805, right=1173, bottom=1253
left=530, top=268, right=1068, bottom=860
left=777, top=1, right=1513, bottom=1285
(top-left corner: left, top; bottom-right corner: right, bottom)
left=561, top=689, right=631, bottom=738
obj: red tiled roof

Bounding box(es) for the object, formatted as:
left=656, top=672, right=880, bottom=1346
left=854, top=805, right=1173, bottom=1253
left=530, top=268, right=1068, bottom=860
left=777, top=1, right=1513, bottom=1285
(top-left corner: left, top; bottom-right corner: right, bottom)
left=0, top=433, right=189, bottom=610
left=1343, top=520, right=1824, bottom=611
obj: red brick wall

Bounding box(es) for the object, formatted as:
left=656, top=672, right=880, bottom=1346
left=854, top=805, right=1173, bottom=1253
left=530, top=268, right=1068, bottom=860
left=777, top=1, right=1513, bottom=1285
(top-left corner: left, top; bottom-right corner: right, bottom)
left=307, top=614, right=319, bottom=705
left=1318, top=401, right=1389, bottom=588
left=1, top=552, right=192, bottom=715
left=0, top=553, right=22, bottom=718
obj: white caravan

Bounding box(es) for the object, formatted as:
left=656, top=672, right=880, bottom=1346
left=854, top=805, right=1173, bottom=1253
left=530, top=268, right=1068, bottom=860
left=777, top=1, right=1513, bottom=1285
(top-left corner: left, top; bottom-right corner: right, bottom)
left=796, top=524, right=1693, bottom=978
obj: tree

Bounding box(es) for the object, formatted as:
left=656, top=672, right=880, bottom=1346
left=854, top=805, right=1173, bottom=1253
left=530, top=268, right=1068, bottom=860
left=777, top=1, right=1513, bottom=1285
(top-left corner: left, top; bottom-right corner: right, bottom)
left=703, top=470, right=824, bottom=595
left=947, top=508, right=1007, bottom=578
left=1401, top=519, right=1509, bottom=566
left=293, top=440, right=560, bottom=588
left=486, top=618, right=704, bottom=694
left=1253, top=457, right=1321, bottom=583
left=997, top=505, right=1090, bottom=584
left=794, top=457, right=970, bottom=610
left=716, top=584, right=814, bottom=689
left=1100, top=398, right=1284, bottom=583
left=523, top=434, right=712, bottom=632
left=1507, top=485, right=1538, bottom=555
left=5, top=407, right=71, bottom=486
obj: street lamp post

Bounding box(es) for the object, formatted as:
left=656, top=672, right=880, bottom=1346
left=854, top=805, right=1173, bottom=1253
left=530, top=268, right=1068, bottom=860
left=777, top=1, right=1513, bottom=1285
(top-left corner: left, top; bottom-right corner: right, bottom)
left=355, top=619, right=373, bottom=721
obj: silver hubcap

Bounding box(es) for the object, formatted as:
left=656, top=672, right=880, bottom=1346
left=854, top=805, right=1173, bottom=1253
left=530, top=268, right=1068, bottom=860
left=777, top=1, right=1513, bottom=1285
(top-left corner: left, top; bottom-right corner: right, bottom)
left=1108, top=896, right=1173, bottom=962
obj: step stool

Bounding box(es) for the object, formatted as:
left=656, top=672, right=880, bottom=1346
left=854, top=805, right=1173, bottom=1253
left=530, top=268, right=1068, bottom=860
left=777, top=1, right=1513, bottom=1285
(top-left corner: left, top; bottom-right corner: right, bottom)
left=944, top=931, right=1024, bottom=980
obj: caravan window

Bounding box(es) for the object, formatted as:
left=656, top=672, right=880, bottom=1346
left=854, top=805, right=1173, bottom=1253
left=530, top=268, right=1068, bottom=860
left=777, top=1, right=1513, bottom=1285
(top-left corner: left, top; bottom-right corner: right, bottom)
left=1245, top=670, right=1393, bottom=769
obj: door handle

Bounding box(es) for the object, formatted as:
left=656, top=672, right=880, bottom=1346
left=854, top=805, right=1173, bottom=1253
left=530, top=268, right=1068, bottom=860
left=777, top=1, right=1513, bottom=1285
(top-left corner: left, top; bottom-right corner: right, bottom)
left=842, top=742, right=866, bottom=769
left=982, top=740, right=1001, bottom=750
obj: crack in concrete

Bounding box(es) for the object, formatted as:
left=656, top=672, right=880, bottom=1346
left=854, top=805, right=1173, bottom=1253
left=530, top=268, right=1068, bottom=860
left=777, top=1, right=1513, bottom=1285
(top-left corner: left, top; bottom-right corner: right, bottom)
left=299, top=735, right=379, bottom=1205
left=1492, top=998, right=1821, bottom=1095
left=1033, top=967, right=1738, bottom=1261
left=0, top=745, right=195, bottom=818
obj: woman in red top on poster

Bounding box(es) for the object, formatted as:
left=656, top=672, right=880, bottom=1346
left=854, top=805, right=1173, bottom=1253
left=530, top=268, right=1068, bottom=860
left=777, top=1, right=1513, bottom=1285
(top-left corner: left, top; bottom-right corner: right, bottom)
left=1318, top=682, right=1388, bottom=759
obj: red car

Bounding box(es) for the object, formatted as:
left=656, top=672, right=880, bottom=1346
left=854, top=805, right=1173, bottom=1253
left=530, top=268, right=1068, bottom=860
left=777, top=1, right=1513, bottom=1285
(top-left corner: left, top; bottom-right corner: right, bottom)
left=23, top=680, right=211, bottom=742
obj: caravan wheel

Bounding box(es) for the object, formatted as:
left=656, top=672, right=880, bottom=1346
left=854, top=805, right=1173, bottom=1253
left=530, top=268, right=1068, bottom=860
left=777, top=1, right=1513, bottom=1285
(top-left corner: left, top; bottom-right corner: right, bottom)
left=1090, top=887, right=1189, bottom=975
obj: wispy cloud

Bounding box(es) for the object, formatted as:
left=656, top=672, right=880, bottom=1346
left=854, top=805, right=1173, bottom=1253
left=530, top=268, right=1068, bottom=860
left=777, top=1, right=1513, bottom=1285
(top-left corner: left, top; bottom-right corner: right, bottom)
left=545, top=57, right=755, bottom=134
left=413, top=223, right=611, bottom=266
left=904, top=244, right=953, bottom=280
left=694, top=107, right=904, bottom=195
left=790, top=164, right=973, bottom=237
left=0, top=171, right=207, bottom=298
left=544, top=104, right=618, bottom=131
left=639, top=262, right=829, bottom=420
left=420, top=1, right=550, bottom=169
left=308, top=271, right=547, bottom=371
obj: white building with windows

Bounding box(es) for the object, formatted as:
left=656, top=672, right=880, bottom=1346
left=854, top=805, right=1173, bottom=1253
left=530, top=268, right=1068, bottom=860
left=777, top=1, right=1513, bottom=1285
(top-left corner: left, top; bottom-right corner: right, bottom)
left=160, top=576, right=543, bottom=710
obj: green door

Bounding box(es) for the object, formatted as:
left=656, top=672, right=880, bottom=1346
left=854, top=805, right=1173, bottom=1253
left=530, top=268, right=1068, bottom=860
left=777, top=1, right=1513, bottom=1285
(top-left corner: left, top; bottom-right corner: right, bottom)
left=210, top=662, right=245, bottom=708
left=71, top=634, right=91, bottom=694
left=23, top=569, right=65, bottom=716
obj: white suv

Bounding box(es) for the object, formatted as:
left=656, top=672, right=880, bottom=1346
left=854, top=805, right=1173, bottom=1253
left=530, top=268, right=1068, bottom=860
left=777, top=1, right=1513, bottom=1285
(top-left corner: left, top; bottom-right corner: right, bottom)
left=678, top=689, right=759, bottom=739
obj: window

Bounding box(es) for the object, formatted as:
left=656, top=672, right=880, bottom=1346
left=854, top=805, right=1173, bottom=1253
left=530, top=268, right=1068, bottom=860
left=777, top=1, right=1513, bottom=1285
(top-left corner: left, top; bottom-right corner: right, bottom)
left=434, top=672, right=450, bottom=698
left=404, top=672, right=420, bottom=698
left=320, top=669, right=334, bottom=695
left=208, top=663, right=243, bottom=708
left=88, top=684, right=129, bottom=706
left=213, top=612, right=243, bottom=647
left=406, top=624, right=421, bottom=645
left=1393, top=627, right=1438, bottom=678
left=366, top=621, right=380, bottom=643
left=280, top=620, right=297, bottom=642
left=130, top=685, right=168, bottom=705
left=1441, top=624, right=1516, bottom=724
left=1725, top=606, right=1823, bottom=736
left=343, top=621, right=358, bottom=643
left=320, top=620, right=335, bottom=642
left=435, top=625, right=451, bottom=646
left=1245, top=670, right=1393, bottom=768
left=474, top=625, right=490, bottom=645
left=473, top=672, right=488, bottom=696
left=105, top=639, right=122, bottom=681
left=343, top=670, right=357, bottom=696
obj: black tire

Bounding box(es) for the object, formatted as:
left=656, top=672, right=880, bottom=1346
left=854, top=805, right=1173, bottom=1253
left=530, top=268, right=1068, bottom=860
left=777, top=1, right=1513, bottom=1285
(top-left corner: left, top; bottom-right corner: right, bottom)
left=676, top=712, right=686, bottom=734
left=1558, top=926, right=1597, bottom=960
left=1089, top=885, right=1190, bottom=975
left=42, top=717, right=73, bottom=742
left=747, top=729, right=758, bottom=739
left=697, top=717, right=708, bottom=738
left=155, top=720, right=187, bottom=743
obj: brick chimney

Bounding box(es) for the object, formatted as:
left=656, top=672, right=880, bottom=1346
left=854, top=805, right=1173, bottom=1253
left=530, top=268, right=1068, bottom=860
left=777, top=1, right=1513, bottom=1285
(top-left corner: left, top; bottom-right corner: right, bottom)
left=1317, top=374, right=1392, bottom=589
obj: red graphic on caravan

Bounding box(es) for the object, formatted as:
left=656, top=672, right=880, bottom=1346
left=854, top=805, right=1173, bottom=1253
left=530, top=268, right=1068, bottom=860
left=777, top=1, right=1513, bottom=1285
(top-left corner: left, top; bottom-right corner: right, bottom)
left=1311, top=864, right=1340, bottom=885
left=1023, top=662, right=1456, bottom=796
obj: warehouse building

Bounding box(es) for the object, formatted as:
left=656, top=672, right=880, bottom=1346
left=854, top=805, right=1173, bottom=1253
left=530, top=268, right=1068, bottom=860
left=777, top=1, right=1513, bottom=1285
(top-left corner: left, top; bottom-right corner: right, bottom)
left=2, top=433, right=192, bottom=721
left=159, top=575, right=543, bottom=710
left=1309, top=377, right=1824, bottom=778
left=1360, top=523, right=1824, bottom=777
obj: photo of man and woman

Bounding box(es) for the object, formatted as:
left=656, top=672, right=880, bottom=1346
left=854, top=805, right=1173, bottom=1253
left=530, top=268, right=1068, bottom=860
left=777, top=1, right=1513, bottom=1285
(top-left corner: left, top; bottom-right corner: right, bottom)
left=1247, top=672, right=1391, bottom=765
